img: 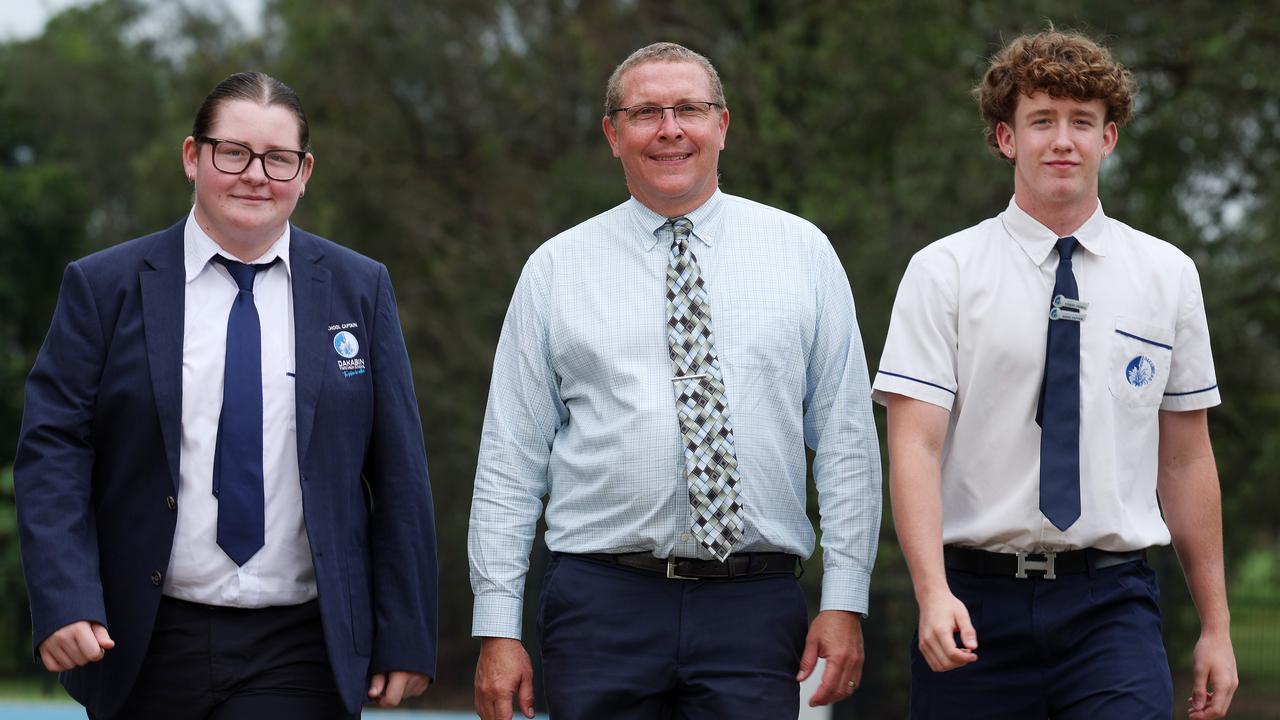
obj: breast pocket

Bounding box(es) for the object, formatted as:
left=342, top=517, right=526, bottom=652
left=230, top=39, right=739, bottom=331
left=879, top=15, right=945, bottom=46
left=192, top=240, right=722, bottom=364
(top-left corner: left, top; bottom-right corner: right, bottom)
left=1108, top=318, right=1173, bottom=408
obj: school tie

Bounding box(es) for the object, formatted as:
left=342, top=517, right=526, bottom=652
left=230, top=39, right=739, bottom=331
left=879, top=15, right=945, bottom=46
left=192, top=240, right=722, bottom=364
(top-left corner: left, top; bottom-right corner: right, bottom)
left=212, top=255, right=276, bottom=566
left=1036, top=236, right=1082, bottom=531
left=664, top=217, right=744, bottom=561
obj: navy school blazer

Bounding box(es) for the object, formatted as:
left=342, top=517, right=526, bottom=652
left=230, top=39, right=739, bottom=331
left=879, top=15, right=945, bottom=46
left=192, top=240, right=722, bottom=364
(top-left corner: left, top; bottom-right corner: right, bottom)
left=14, top=219, right=438, bottom=717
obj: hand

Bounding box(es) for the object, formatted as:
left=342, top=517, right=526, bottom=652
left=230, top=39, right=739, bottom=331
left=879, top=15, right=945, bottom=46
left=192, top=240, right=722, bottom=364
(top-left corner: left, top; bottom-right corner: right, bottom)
left=367, top=670, right=430, bottom=708
left=38, top=621, right=114, bottom=672
left=796, top=610, right=864, bottom=707
left=915, top=591, right=978, bottom=672
left=474, top=637, right=535, bottom=720
left=1187, top=631, right=1237, bottom=719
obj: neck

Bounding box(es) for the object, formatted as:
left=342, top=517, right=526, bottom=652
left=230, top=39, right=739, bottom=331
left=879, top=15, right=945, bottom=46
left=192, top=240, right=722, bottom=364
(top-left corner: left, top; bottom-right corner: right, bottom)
left=194, top=206, right=282, bottom=263
left=1013, top=192, right=1097, bottom=239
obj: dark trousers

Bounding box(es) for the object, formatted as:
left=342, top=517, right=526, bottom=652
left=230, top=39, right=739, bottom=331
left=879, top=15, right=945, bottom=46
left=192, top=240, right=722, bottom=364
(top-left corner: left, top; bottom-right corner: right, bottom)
left=909, top=559, right=1172, bottom=719
left=97, top=596, right=356, bottom=720
left=538, top=554, right=808, bottom=720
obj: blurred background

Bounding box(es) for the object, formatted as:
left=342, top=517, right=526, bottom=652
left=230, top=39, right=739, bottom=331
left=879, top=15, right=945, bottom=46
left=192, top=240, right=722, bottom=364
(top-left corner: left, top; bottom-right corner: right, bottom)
left=1, top=0, right=1278, bottom=717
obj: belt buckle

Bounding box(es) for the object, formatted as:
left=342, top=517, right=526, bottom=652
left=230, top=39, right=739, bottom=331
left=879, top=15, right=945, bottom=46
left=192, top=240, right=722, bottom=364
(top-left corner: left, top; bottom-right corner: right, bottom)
left=666, top=557, right=697, bottom=580
left=1015, top=551, right=1057, bottom=580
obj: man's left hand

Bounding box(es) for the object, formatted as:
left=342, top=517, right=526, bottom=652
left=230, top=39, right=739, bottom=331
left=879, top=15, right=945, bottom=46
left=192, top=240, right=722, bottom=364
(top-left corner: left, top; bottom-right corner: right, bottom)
left=1187, top=631, right=1237, bottom=720
left=796, top=609, right=864, bottom=707
left=368, top=670, right=430, bottom=708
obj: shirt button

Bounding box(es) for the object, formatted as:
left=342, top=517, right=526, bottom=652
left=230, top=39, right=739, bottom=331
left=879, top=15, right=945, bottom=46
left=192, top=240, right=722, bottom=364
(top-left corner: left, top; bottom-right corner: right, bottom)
left=150, top=571, right=163, bottom=586
left=680, top=532, right=690, bottom=541
left=165, top=496, right=176, bottom=511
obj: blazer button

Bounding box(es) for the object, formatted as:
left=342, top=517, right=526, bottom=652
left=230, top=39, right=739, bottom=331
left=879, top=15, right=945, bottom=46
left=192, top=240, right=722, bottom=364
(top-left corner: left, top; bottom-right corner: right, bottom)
left=150, top=571, right=163, bottom=586
left=165, top=496, right=177, bottom=511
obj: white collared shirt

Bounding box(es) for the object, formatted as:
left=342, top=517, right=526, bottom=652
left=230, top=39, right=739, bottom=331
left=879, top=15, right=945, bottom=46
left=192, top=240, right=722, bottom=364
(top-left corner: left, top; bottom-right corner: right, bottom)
left=872, top=198, right=1219, bottom=553
left=164, top=210, right=317, bottom=607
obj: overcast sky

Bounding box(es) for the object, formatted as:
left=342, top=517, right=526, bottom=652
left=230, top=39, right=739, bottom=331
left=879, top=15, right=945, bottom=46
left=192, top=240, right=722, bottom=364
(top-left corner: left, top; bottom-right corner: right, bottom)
left=0, top=0, right=263, bottom=40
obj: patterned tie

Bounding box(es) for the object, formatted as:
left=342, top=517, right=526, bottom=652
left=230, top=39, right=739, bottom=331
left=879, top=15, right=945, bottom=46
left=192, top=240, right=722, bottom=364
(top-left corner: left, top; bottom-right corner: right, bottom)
left=664, top=217, right=744, bottom=561
left=1036, top=236, right=1082, bottom=531
left=212, top=255, right=276, bottom=566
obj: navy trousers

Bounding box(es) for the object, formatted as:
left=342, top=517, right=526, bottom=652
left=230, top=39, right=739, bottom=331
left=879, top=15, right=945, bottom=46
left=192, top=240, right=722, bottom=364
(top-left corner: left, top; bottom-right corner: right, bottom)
left=909, top=559, right=1172, bottom=719
left=98, top=597, right=356, bottom=720
left=538, top=554, right=809, bottom=720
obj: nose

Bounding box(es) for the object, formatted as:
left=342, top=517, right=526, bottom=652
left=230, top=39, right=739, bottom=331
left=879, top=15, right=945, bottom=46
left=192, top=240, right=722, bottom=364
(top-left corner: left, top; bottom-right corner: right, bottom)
left=1051, top=123, right=1073, bottom=152
left=240, top=156, right=270, bottom=183
left=656, top=107, right=685, bottom=139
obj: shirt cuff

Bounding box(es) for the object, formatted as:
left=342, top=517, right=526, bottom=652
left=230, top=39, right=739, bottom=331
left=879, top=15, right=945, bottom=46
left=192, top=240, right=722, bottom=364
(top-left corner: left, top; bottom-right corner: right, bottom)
left=471, top=593, right=524, bottom=640
left=819, top=566, right=872, bottom=617
left=872, top=371, right=956, bottom=411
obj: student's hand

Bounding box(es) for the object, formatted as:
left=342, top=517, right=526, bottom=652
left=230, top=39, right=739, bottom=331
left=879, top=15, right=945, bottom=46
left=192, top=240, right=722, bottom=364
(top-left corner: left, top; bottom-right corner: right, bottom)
left=798, top=610, right=864, bottom=706
left=916, top=591, right=978, bottom=672
left=474, top=637, right=535, bottom=720
left=38, top=621, right=114, bottom=672
left=1187, top=630, right=1237, bottom=720
left=368, top=670, right=430, bottom=708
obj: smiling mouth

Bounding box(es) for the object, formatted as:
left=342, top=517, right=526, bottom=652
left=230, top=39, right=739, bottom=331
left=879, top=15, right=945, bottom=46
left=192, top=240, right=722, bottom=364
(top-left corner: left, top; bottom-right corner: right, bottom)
left=651, top=153, right=692, bottom=162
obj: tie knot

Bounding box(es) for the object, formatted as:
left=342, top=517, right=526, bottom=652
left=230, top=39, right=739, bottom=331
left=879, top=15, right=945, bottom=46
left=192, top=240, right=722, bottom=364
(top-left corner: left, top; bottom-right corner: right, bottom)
left=667, top=217, right=694, bottom=246
left=1056, top=236, right=1078, bottom=262
left=214, top=255, right=275, bottom=292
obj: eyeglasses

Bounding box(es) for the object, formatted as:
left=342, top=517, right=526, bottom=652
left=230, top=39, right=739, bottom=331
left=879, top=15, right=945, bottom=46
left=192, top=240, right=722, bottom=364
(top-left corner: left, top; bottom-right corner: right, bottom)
left=196, top=136, right=308, bottom=181
left=607, top=101, right=722, bottom=127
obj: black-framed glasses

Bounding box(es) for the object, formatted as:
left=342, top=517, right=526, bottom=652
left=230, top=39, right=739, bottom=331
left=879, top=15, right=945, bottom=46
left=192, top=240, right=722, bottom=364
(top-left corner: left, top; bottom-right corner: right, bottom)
left=196, top=136, right=308, bottom=181
left=607, top=101, right=722, bottom=127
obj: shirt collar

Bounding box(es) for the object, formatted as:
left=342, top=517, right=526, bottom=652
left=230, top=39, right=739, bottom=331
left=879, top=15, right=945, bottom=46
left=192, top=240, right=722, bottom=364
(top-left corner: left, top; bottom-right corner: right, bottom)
left=999, top=196, right=1110, bottom=266
left=183, top=208, right=293, bottom=283
left=630, top=190, right=726, bottom=252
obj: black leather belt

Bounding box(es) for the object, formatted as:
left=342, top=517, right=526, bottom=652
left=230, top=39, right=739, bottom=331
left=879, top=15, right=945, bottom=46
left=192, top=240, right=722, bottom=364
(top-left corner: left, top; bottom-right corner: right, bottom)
left=570, top=552, right=800, bottom=580
left=944, top=546, right=1145, bottom=580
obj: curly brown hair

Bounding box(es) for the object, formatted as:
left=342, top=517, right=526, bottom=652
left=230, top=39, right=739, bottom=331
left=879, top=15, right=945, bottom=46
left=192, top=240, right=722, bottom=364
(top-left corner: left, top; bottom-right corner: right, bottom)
left=974, top=30, right=1136, bottom=161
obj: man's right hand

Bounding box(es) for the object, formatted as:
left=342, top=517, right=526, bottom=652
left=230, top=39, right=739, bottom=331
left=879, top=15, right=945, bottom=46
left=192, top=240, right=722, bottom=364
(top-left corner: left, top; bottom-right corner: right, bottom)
left=474, top=637, right=535, bottom=720
left=916, top=591, right=979, bottom=672
left=38, top=621, right=114, bottom=672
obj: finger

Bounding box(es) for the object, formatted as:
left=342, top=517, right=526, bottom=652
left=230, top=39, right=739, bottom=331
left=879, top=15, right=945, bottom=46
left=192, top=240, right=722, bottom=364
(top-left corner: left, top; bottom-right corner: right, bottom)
left=518, top=667, right=536, bottom=718
left=957, top=611, right=978, bottom=652
left=368, top=672, right=386, bottom=699
left=1189, top=668, right=1210, bottom=712
left=380, top=672, right=407, bottom=707
left=72, top=625, right=105, bottom=663
left=809, top=655, right=845, bottom=707
left=487, top=695, right=514, bottom=720
left=39, top=646, right=67, bottom=672
left=796, top=634, right=820, bottom=681
left=91, top=623, right=115, bottom=650
left=406, top=675, right=430, bottom=698
left=46, top=644, right=75, bottom=671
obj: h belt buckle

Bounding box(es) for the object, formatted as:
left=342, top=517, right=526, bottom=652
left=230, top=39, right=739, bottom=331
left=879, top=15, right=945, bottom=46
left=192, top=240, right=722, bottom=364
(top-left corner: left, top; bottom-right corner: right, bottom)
left=666, top=557, right=698, bottom=580
left=1015, top=551, right=1057, bottom=579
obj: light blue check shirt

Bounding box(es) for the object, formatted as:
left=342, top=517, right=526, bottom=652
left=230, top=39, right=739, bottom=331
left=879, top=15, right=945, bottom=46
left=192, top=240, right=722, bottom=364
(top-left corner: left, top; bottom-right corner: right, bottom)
left=469, top=190, right=881, bottom=638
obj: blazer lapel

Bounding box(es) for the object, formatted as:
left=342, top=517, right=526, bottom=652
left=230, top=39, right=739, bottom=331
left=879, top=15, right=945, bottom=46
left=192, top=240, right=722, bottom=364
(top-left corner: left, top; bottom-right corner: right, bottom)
left=291, top=228, right=331, bottom=465
left=139, top=222, right=187, bottom=492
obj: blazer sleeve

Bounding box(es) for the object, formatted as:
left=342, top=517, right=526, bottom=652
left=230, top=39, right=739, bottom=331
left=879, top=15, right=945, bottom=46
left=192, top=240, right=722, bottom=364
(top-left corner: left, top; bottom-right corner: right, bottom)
left=14, top=261, right=110, bottom=649
left=365, top=264, right=439, bottom=678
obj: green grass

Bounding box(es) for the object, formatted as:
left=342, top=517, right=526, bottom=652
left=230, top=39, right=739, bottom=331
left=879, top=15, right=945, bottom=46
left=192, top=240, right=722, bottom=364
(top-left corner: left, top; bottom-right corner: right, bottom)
left=0, top=677, right=70, bottom=702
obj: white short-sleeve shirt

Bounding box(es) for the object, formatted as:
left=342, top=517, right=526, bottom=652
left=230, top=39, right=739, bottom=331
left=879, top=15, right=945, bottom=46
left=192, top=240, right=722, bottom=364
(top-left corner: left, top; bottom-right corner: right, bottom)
left=872, top=198, right=1219, bottom=553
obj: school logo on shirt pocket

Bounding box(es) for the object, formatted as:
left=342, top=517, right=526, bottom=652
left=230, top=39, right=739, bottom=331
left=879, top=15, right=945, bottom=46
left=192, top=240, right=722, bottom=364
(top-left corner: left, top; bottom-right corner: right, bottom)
left=1109, top=318, right=1172, bottom=408
left=1125, top=355, right=1157, bottom=387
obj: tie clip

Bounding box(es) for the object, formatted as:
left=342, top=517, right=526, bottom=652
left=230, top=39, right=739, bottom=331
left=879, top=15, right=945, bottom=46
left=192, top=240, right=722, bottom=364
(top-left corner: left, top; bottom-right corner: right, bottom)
left=1049, top=306, right=1086, bottom=322
left=1052, top=294, right=1089, bottom=311
left=671, top=373, right=708, bottom=383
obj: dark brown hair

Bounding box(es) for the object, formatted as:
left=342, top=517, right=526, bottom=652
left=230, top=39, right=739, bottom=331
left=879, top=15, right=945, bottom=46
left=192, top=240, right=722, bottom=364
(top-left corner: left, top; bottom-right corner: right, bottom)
left=192, top=72, right=310, bottom=150
left=974, top=30, right=1135, bottom=161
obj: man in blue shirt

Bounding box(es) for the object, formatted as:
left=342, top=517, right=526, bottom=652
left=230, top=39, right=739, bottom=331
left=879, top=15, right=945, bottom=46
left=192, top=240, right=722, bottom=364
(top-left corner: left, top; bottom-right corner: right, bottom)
left=469, top=42, right=882, bottom=720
